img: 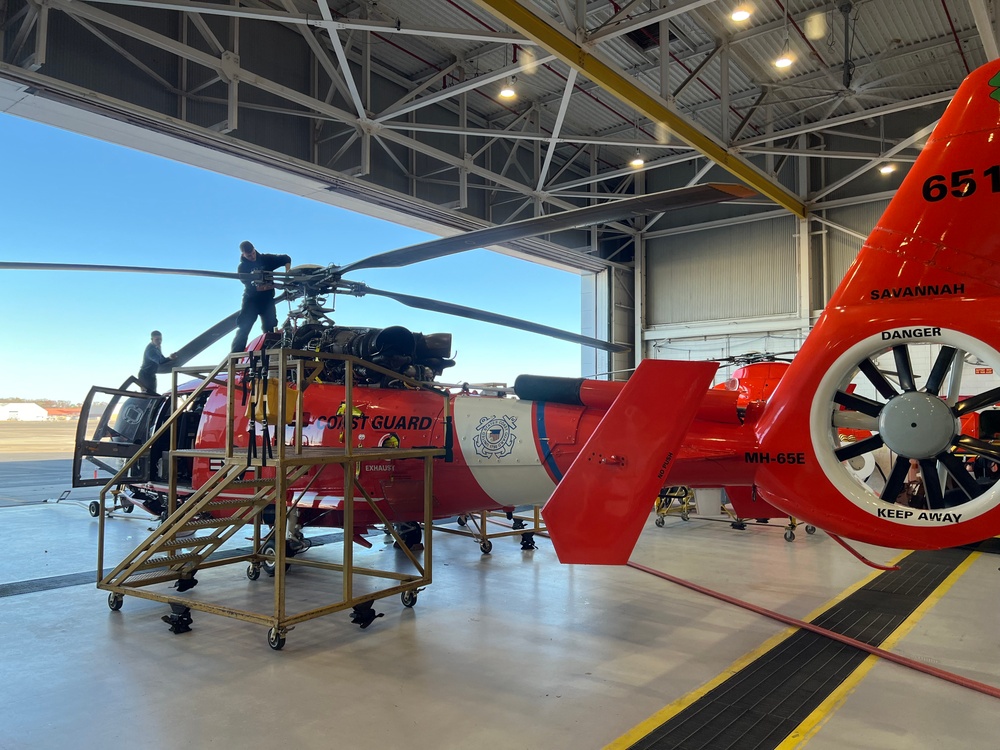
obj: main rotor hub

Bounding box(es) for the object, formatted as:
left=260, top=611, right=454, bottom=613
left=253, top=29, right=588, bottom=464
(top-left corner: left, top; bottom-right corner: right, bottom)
left=877, top=391, right=958, bottom=459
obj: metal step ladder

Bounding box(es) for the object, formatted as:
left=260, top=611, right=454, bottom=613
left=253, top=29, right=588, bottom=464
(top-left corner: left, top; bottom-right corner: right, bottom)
left=100, top=459, right=309, bottom=591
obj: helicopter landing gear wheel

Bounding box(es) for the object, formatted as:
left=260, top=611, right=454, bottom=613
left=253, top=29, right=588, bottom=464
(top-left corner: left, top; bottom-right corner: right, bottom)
left=784, top=529, right=795, bottom=542
left=480, top=539, right=493, bottom=555
left=262, top=539, right=292, bottom=577
left=121, top=499, right=134, bottom=513
left=456, top=515, right=468, bottom=527
left=393, top=522, right=422, bottom=550
left=108, top=592, right=123, bottom=611
left=88, top=501, right=100, bottom=517
left=267, top=627, right=286, bottom=650
left=401, top=589, right=418, bottom=608
left=655, top=516, right=665, bottom=528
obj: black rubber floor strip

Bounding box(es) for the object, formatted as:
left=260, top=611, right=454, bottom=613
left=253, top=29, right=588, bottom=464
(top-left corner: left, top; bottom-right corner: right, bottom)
left=629, top=548, right=970, bottom=750
left=0, top=532, right=344, bottom=599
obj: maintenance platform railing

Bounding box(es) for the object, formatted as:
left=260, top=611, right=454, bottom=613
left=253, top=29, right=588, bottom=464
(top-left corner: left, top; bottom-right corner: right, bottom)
left=92, top=348, right=449, bottom=649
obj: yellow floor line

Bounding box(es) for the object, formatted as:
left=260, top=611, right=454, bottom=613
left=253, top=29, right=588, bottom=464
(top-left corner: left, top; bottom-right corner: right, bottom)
left=605, top=550, right=911, bottom=750
left=776, top=551, right=981, bottom=749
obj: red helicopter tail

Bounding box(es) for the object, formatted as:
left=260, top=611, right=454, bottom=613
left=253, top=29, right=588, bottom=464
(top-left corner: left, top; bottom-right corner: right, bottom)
left=542, top=360, right=718, bottom=564
left=751, top=59, right=1000, bottom=549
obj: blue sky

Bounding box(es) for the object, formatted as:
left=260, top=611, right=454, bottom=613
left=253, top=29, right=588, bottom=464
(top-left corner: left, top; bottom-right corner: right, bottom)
left=0, top=114, right=583, bottom=403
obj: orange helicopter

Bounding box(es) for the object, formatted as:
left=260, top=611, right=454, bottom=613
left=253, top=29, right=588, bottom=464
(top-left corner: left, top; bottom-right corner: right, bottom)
left=6, top=61, right=1000, bottom=571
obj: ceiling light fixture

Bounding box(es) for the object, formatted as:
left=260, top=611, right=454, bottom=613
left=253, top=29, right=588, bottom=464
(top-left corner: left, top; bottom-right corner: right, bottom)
left=774, top=45, right=793, bottom=68
left=499, top=76, right=516, bottom=99
left=877, top=119, right=894, bottom=175
left=774, top=7, right=793, bottom=68
left=629, top=150, right=645, bottom=168
left=731, top=5, right=751, bottom=22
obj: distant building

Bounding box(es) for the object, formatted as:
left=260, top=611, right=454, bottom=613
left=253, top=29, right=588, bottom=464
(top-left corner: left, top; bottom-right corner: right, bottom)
left=0, top=402, right=49, bottom=421
left=45, top=407, right=82, bottom=421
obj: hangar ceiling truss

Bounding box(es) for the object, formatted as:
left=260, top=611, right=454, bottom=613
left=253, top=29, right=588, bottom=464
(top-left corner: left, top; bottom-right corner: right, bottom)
left=1, top=0, right=994, bottom=268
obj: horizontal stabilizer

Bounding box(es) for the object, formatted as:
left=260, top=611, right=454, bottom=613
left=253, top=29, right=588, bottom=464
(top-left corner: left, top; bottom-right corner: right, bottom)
left=725, top=486, right=784, bottom=519
left=542, top=360, right=718, bottom=564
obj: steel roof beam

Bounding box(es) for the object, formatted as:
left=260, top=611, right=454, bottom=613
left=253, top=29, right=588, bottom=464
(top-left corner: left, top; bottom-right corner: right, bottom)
left=587, top=0, right=718, bottom=44
left=375, top=54, right=556, bottom=122
left=968, top=0, right=1000, bottom=60
left=83, top=0, right=539, bottom=44
left=470, top=0, right=805, bottom=217
left=809, top=121, right=937, bottom=202
left=736, top=90, right=954, bottom=146
left=36, top=0, right=636, bottom=231
left=537, top=68, right=578, bottom=192
left=738, top=146, right=917, bottom=163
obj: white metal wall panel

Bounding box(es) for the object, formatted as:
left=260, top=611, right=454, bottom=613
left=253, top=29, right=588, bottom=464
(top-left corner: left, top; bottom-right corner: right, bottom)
left=645, top=216, right=798, bottom=325
left=823, top=199, right=890, bottom=304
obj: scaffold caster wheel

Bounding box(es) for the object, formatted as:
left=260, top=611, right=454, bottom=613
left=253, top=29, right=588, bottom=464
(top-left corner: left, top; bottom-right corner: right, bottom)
left=267, top=628, right=286, bottom=650
left=88, top=501, right=100, bottom=517
left=456, top=515, right=468, bottom=527
left=108, top=592, right=123, bottom=611
left=401, top=590, right=418, bottom=608
left=655, top=516, right=666, bottom=528
left=805, top=525, right=817, bottom=535
left=246, top=564, right=261, bottom=581
left=121, top=499, right=134, bottom=513
left=480, top=539, right=493, bottom=555
left=681, top=511, right=690, bottom=522
left=784, top=530, right=795, bottom=542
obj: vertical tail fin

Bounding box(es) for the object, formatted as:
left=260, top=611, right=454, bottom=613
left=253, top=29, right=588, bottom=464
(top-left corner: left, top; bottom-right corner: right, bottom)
left=829, top=63, right=1000, bottom=308
left=753, top=60, right=1000, bottom=549
left=542, top=360, right=717, bottom=564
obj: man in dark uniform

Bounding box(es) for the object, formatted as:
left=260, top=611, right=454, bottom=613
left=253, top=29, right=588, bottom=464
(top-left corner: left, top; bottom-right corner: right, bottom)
left=231, top=240, right=292, bottom=352
left=138, top=330, right=176, bottom=393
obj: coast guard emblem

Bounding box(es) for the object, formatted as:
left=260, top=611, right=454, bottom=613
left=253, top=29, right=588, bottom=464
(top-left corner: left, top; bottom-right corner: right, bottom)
left=473, top=415, right=517, bottom=459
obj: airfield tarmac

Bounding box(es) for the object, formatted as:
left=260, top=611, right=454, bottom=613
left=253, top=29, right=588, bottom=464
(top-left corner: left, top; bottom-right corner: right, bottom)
left=0, top=421, right=82, bottom=506
left=1, top=422, right=998, bottom=749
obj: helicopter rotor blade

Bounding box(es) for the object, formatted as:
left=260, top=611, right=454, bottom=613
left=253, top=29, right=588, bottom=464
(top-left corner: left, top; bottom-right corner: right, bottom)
left=157, top=294, right=291, bottom=372
left=358, top=285, right=630, bottom=353
left=336, top=184, right=756, bottom=275
left=0, top=261, right=244, bottom=280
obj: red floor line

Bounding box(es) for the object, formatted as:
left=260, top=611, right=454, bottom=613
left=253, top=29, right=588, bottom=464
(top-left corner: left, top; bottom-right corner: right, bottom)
left=626, top=560, right=1000, bottom=700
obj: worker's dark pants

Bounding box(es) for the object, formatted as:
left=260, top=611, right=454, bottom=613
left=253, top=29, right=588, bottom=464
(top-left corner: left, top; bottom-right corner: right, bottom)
left=231, top=293, right=278, bottom=352
left=137, top=373, right=156, bottom=394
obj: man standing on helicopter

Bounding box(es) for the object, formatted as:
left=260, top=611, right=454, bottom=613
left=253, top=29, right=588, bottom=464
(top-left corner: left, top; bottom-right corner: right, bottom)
left=231, top=240, right=291, bottom=352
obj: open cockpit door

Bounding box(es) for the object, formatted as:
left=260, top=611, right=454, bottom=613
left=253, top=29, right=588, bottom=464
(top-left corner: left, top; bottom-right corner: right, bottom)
left=73, top=379, right=167, bottom=487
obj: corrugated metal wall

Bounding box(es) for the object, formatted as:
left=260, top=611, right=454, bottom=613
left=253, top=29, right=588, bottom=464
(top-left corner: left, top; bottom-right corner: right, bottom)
left=822, top=199, right=891, bottom=303
left=645, top=215, right=798, bottom=325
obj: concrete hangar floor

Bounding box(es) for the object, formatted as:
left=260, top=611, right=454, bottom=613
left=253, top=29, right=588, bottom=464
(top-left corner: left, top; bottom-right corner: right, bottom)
left=1, top=472, right=999, bottom=749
